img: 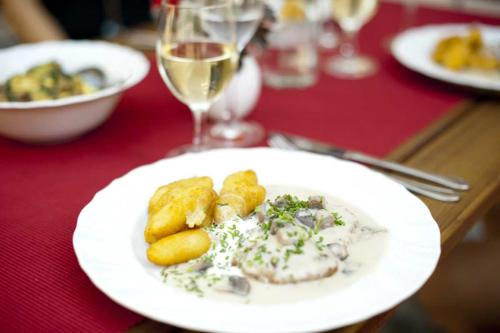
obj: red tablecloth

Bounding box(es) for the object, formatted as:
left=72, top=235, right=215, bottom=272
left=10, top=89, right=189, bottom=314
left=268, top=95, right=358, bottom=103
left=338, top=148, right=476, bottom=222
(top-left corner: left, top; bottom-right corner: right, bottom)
left=1, top=2, right=499, bottom=333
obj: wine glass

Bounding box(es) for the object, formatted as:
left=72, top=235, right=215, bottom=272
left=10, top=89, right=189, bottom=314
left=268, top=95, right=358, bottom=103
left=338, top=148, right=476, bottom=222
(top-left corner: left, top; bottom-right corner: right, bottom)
left=156, top=0, right=239, bottom=155
left=205, top=0, right=265, bottom=147
left=326, top=0, right=379, bottom=79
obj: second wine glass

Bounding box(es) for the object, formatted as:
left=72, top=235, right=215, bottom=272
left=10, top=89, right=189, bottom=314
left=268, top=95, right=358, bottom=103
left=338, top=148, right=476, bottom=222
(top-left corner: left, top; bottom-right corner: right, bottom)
left=206, top=0, right=265, bottom=147
left=157, top=0, right=239, bottom=155
left=326, top=0, right=379, bottom=79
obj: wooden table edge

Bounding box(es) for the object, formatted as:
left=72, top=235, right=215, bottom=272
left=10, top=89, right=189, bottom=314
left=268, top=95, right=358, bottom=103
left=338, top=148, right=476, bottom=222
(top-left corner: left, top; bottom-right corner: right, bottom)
left=335, top=98, right=500, bottom=333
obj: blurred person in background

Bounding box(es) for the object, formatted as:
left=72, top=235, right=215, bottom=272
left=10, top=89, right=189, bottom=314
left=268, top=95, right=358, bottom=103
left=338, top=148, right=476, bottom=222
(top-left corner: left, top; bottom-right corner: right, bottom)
left=1, top=0, right=151, bottom=42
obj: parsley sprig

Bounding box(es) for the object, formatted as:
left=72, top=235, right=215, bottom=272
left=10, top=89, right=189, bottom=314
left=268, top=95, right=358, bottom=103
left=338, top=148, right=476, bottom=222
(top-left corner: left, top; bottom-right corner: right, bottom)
left=265, top=194, right=309, bottom=223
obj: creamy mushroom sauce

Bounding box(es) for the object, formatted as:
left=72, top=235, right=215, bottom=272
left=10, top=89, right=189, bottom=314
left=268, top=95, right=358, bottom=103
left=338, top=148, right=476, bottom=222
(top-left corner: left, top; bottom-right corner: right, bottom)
left=160, top=186, right=388, bottom=304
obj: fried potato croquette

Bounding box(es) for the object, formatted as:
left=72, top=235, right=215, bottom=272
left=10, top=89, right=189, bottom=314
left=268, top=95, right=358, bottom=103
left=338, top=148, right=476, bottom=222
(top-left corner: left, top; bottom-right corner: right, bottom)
left=215, top=170, right=266, bottom=223
left=148, top=176, right=213, bottom=215
left=432, top=27, right=499, bottom=71
left=145, top=177, right=217, bottom=244
left=147, top=229, right=211, bottom=266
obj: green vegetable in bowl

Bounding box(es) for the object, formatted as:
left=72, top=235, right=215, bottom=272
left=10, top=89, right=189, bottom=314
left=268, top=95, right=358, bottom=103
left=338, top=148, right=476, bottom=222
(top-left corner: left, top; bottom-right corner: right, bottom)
left=0, top=61, right=99, bottom=102
left=0, top=85, right=7, bottom=102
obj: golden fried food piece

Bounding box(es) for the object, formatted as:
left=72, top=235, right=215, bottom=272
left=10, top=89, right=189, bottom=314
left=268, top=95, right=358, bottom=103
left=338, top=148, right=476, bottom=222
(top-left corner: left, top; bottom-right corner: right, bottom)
left=433, top=36, right=469, bottom=70
left=280, top=0, right=305, bottom=22
left=468, top=52, right=499, bottom=70
left=148, top=176, right=213, bottom=215
left=145, top=177, right=217, bottom=243
left=147, top=229, right=211, bottom=266
left=432, top=27, right=499, bottom=71
left=215, top=170, right=266, bottom=222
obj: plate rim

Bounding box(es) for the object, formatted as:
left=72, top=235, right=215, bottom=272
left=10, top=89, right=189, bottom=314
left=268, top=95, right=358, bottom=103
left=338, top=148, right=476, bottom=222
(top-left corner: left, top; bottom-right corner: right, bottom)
left=391, top=23, right=500, bottom=92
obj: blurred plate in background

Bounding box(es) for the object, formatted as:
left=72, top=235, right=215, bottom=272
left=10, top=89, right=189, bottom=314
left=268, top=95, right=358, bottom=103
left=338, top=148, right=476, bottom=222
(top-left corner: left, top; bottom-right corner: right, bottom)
left=391, top=24, right=500, bottom=92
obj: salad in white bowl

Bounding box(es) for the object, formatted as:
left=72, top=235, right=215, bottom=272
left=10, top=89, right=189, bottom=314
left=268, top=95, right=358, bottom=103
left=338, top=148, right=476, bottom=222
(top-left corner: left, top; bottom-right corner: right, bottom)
left=0, top=40, right=149, bottom=143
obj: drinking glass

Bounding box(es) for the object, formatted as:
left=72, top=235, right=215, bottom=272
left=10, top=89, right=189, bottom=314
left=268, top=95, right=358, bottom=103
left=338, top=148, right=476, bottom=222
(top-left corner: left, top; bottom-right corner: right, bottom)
left=207, top=0, right=265, bottom=147
left=326, top=0, right=379, bottom=79
left=156, top=0, right=238, bottom=155
left=261, top=0, right=321, bottom=88
left=403, top=0, right=417, bottom=30
left=318, top=0, right=338, bottom=50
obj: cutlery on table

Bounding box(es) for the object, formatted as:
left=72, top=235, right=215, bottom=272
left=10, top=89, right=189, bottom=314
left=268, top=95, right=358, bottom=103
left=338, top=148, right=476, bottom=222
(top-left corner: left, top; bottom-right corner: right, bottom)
left=268, top=133, right=466, bottom=202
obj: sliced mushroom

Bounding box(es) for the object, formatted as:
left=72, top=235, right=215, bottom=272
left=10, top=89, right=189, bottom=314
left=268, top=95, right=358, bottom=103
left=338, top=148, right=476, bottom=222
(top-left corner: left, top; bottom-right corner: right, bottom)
left=274, top=196, right=288, bottom=209
left=229, top=276, right=251, bottom=295
left=360, top=226, right=386, bottom=235
left=315, top=253, right=330, bottom=261
left=316, top=209, right=334, bottom=229
left=276, top=228, right=294, bottom=245
left=328, top=243, right=349, bottom=260
left=342, top=261, right=362, bottom=275
left=255, top=203, right=267, bottom=223
left=308, top=196, right=324, bottom=209
left=295, top=209, right=315, bottom=228
left=190, top=259, right=213, bottom=273
left=270, top=221, right=279, bottom=235
left=215, top=275, right=251, bottom=296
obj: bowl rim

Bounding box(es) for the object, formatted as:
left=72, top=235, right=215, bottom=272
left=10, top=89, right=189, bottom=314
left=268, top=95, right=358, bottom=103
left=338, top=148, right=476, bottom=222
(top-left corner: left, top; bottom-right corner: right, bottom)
left=0, top=40, right=150, bottom=111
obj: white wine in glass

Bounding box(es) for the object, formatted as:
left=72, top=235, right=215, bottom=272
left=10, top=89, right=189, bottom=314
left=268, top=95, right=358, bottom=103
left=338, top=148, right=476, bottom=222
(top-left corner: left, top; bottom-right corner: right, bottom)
left=331, top=0, right=377, bottom=31
left=159, top=42, right=237, bottom=110
left=156, top=0, right=238, bottom=155
left=326, top=0, right=379, bottom=79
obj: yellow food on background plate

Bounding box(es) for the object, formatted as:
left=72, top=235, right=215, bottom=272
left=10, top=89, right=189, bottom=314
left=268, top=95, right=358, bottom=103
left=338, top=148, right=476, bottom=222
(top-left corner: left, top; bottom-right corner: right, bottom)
left=145, top=176, right=217, bottom=243
left=280, top=0, right=306, bottom=22
left=147, top=229, right=211, bottom=266
left=432, top=27, right=499, bottom=71
left=215, top=170, right=266, bottom=223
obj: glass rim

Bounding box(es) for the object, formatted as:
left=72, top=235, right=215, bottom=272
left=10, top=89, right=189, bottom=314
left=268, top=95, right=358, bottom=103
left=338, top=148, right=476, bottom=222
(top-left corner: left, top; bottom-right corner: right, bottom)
left=161, top=0, right=232, bottom=10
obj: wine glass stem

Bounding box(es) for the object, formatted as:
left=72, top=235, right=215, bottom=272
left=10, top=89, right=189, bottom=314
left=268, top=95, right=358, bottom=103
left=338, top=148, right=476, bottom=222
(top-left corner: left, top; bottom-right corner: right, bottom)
left=403, top=0, right=417, bottom=28
left=340, top=30, right=359, bottom=60
left=191, top=109, right=207, bottom=151
left=224, top=80, right=237, bottom=124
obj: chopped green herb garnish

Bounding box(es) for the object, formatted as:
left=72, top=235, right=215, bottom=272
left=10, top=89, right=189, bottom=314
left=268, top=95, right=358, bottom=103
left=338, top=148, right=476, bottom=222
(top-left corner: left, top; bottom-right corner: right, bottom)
left=265, top=194, right=309, bottom=224
left=332, top=212, right=345, bottom=226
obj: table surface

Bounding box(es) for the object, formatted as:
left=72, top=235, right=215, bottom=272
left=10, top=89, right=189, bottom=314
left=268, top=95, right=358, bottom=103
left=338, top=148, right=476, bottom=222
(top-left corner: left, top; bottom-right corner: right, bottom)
left=1, top=2, right=500, bottom=333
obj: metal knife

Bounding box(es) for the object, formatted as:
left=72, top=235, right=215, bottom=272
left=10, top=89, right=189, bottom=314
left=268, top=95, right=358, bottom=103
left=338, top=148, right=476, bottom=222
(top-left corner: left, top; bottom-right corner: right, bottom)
left=269, top=132, right=470, bottom=191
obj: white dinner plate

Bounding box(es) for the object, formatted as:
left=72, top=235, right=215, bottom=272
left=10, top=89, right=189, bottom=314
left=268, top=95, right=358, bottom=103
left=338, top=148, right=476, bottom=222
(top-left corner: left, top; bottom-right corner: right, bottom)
left=73, top=148, right=441, bottom=333
left=391, top=24, right=500, bottom=92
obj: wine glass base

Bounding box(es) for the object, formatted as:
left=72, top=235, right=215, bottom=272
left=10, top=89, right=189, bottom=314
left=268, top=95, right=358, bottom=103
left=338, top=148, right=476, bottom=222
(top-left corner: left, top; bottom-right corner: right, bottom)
left=208, top=121, right=265, bottom=147
left=325, top=55, right=378, bottom=79
left=263, top=71, right=317, bottom=89
left=167, top=144, right=211, bottom=157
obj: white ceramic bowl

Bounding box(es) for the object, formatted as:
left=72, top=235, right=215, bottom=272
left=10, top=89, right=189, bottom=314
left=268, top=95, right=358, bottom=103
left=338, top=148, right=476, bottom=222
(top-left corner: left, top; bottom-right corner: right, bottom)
left=0, top=40, right=150, bottom=143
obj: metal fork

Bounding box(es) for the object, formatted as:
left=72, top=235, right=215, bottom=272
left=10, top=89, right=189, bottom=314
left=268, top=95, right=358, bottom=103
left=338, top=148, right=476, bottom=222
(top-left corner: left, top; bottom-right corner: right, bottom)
left=268, top=135, right=461, bottom=202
